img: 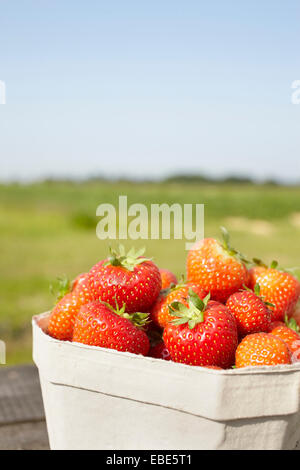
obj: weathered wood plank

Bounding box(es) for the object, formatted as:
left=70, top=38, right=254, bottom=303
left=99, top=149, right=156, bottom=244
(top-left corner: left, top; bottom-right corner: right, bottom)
left=0, top=365, right=49, bottom=449
left=0, top=365, right=45, bottom=425
left=0, top=421, right=49, bottom=450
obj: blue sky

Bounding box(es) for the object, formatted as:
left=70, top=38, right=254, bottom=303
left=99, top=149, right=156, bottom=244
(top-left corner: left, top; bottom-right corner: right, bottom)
left=0, top=0, right=299, bottom=182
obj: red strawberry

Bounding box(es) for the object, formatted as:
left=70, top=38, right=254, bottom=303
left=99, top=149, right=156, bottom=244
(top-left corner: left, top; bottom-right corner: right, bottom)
left=235, top=332, right=291, bottom=368
left=159, top=269, right=178, bottom=289
left=186, top=228, right=249, bottom=303
left=268, top=320, right=285, bottom=331
left=148, top=341, right=171, bottom=361
left=249, top=261, right=300, bottom=321
left=48, top=293, right=83, bottom=341
left=270, top=316, right=300, bottom=361
left=87, top=246, right=161, bottom=312
left=48, top=273, right=94, bottom=341
left=150, top=283, right=207, bottom=329
left=73, top=301, right=150, bottom=355
left=226, top=284, right=272, bottom=336
left=163, top=290, right=238, bottom=368
left=204, top=366, right=223, bottom=370
left=72, top=272, right=88, bottom=292
left=50, top=273, right=92, bottom=304
left=71, top=272, right=93, bottom=305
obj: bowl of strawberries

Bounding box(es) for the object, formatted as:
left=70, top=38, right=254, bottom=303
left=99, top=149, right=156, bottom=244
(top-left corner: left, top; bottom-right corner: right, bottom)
left=33, top=230, right=300, bottom=450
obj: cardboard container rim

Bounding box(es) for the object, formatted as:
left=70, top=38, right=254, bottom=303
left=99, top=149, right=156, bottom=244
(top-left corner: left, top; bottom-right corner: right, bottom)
left=32, top=312, right=300, bottom=376
left=33, top=311, right=300, bottom=423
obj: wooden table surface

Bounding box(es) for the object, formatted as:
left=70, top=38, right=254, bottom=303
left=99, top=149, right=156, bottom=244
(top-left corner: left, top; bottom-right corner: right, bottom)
left=0, top=365, right=50, bottom=450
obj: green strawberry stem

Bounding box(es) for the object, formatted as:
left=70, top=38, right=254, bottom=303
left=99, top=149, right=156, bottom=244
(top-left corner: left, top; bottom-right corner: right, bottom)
left=284, top=314, right=300, bottom=333
left=122, top=311, right=150, bottom=329
left=169, top=289, right=211, bottom=329
left=105, top=245, right=151, bottom=271
left=252, top=258, right=300, bottom=281
left=220, top=226, right=249, bottom=264
left=252, top=258, right=268, bottom=268
left=242, top=283, right=275, bottom=308
left=161, top=276, right=189, bottom=297
left=50, top=276, right=71, bottom=303
left=252, top=258, right=278, bottom=269
left=101, top=298, right=150, bottom=329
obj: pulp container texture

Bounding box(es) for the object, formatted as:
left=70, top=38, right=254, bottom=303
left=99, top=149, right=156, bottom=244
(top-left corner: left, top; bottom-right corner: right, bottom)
left=33, top=313, right=300, bottom=450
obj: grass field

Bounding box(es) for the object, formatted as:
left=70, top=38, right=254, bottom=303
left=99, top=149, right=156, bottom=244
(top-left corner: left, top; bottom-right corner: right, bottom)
left=1, top=180, right=300, bottom=365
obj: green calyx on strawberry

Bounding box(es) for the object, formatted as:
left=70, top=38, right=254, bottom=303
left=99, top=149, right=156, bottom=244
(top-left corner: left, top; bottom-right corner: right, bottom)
left=243, top=282, right=275, bottom=309
left=252, top=258, right=279, bottom=269
left=87, top=246, right=161, bottom=313
left=161, top=273, right=203, bottom=297
left=252, top=258, right=300, bottom=279
left=284, top=314, right=300, bottom=333
left=104, top=245, right=151, bottom=271
left=50, top=276, right=71, bottom=303
left=101, top=298, right=149, bottom=329
left=220, top=226, right=249, bottom=264
left=160, top=275, right=187, bottom=297
left=169, top=289, right=211, bottom=329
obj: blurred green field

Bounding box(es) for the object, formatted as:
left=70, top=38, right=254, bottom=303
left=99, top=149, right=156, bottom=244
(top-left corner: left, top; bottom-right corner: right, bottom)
left=1, top=180, right=300, bottom=365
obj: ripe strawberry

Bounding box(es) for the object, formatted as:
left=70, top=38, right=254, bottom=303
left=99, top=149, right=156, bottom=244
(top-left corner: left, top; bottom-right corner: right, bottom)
left=235, top=333, right=291, bottom=368
left=148, top=341, right=171, bottom=361
left=48, top=292, right=82, bottom=341
left=268, top=320, right=285, bottom=331
left=204, top=366, right=223, bottom=370
left=71, top=272, right=93, bottom=305
left=50, top=273, right=92, bottom=303
left=163, top=290, right=238, bottom=368
left=73, top=301, right=150, bottom=355
left=72, top=272, right=88, bottom=292
left=159, top=269, right=178, bottom=289
left=226, top=284, right=272, bottom=336
left=270, top=316, right=300, bottom=361
left=150, top=283, right=207, bottom=329
left=87, top=246, right=161, bottom=313
left=186, top=228, right=249, bottom=302
left=48, top=273, right=94, bottom=341
left=249, top=261, right=300, bottom=321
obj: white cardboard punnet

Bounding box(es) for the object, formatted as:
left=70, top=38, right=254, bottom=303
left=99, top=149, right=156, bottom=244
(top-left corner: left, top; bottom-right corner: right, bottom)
left=33, top=313, right=300, bottom=450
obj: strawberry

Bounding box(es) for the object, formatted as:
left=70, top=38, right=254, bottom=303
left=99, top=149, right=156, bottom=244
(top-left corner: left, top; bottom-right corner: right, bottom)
left=72, top=301, right=150, bottom=355
left=50, top=273, right=92, bottom=303
left=159, top=269, right=178, bottom=289
left=226, top=284, right=272, bottom=337
left=48, top=292, right=83, bottom=341
left=268, top=320, right=285, bottom=331
left=270, top=316, right=300, bottom=361
left=204, top=366, right=223, bottom=370
left=249, top=261, right=300, bottom=321
left=148, top=341, right=171, bottom=361
left=71, top=273, right=93, bottom=305
left=186, top=228, right=249, bottom=303
left=163, top=290, right=238, bottom=368
left=48, top=273, right=94, bottom=341
left=150, top=283, right=207, bottom=329
left=72, top=272, right=88, bottom=292
left=150, top=292, right=167, bottom=328
left=87, top=246, right=161, bottom=313
left=235, top=333, right=291, bottom=368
